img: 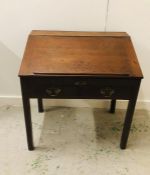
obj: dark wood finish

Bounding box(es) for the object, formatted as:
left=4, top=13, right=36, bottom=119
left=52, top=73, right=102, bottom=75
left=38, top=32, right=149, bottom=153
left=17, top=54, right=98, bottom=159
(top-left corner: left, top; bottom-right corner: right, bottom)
left=120, top=81, right=141, bottom=149
left=20, top=79, right=34, bottom=150
left=37, top=98, right=44, bottom=113
left=19, top=31, right=143, bottom=150
left=21, top=77, right=137, bottom=100
left=110, top=99, right=116, bottom=113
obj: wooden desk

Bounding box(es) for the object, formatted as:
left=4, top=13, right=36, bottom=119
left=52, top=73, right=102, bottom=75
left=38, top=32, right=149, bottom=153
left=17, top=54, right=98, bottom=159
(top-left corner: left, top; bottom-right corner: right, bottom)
left=19, top=31, right=143, bottom=150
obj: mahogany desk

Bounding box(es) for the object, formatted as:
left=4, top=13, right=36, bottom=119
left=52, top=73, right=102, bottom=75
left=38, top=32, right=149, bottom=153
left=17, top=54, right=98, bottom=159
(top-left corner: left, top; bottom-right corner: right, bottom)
left=19, top=31, right=143, bottom=150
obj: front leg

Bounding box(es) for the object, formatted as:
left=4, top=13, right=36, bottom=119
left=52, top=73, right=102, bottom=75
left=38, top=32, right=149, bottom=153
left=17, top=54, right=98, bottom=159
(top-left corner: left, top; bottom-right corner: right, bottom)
left=22, top=97, right=34, bottom=150
left=120, top=98, right=137, bottom=149
left=120, top=79, right=141, bottom=150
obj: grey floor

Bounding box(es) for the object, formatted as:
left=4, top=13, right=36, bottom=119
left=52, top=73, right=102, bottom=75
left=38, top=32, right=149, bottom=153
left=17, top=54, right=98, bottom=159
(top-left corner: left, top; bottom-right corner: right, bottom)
left=0, top=105, right=150, bottom=175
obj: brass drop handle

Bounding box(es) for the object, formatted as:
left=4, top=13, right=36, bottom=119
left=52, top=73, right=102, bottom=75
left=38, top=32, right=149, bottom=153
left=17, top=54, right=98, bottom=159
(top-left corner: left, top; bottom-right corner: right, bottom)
left=74, top=81, right=87, bottom=86
left=46, top=88, right=61, bottom=97
left=100, top=87, right=115, bottom=97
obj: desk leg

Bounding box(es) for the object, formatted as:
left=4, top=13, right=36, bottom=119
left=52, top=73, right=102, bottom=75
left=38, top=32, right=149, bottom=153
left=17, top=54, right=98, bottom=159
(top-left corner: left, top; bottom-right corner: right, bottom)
left=38, top=98, right=44, bottom=113
left=22, top=97, right=34, bottom=150
left=109, top=99, right=116, bottom=113
left=120, top=98, right=137, bottom=149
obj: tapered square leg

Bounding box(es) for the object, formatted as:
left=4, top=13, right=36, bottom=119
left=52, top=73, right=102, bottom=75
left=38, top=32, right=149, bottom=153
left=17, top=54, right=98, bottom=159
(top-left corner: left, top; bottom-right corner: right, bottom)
left=22, top=97, right=34, bottom=150
left=109, top=99, right=116, bottom=113
left=38, top=98, right=44, bottom=113
left=120, top=80, right=141, bottom=149
left=120, top=98, right=137, bottom=149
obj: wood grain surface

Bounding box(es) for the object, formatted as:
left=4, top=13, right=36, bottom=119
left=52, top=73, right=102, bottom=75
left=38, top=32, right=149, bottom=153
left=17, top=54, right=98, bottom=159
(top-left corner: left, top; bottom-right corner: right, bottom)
left=19, top=31, right=143, bottom=78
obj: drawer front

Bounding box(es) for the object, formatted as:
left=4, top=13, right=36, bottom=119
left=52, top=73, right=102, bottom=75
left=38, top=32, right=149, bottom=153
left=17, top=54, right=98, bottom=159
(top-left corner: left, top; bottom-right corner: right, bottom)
left=22, top=77, right=137, bottom=99
left=79, top=86, right=132, bottom=99
left=25, top=84, right=132, bottom=100
left=27, top=86, right=78, bottom=98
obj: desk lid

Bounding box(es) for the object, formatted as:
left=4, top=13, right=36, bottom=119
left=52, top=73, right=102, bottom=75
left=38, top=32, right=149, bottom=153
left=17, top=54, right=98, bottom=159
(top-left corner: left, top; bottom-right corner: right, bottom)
left=19, top=30, right=143, bottom=78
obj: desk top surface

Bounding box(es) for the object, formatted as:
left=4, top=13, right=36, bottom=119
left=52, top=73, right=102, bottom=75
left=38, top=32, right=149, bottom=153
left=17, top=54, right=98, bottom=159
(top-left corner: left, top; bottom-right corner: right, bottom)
left=19, top=30, right=143, bottom=78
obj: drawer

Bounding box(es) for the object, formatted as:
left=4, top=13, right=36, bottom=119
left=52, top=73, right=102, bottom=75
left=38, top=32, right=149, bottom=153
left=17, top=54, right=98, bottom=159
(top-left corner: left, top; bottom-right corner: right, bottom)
left=25, top=84, right=132, bottom=100
left=21, top=77, right=137, bottom=99
left=79, top=86, right=132, bottom=99
left=27, top=85, right=79, bottom=98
